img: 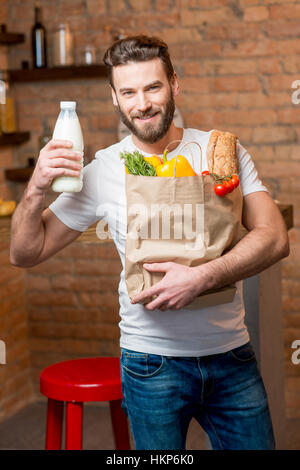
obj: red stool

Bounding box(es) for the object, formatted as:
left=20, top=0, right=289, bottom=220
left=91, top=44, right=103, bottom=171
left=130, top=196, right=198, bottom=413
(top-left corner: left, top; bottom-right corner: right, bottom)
left=40, top=357, right=130, bottom=450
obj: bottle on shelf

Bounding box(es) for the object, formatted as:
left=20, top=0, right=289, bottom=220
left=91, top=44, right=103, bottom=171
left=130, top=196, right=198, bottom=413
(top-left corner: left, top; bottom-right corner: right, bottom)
left=31, top=2, right=47, bottom=68
left=53, top=24, right=74, bottom=67
left=79, top=45, right=96, bottom=65
left=0, top=70, right=16, bottom=134
left=51, top=101, right=84, bottom=193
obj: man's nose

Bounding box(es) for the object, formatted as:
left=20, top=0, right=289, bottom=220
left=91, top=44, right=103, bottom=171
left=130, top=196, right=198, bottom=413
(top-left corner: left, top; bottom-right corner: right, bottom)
left=136, top=92, right=151, bottom=112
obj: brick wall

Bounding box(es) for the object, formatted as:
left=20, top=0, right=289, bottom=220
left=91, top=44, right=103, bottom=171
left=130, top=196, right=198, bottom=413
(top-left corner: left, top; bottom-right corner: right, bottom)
left=0, top=0, right=33, bottom=422
left=0, top=0, right=298, bottom=420
left=0, top=240, right=33, bottom=422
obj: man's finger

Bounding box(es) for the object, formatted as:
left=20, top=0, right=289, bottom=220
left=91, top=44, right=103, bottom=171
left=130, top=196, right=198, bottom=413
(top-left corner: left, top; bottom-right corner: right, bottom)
left=130, top=287, right=159, bottom=304
left=143, top=262, right=173, bottom=272
left=144, top=295, right=168, bottom=311
left=45, top=139, right=73, bottom=150
left=158, top=303, right=169, bottom=312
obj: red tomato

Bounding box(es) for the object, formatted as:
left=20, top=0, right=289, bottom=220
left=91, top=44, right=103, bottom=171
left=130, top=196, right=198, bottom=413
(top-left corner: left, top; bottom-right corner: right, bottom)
left=224, top=179, right=234, bottom=193
left=214, top=183, right=228, bottom=197
left=231, top=174, right=240, bottom=188
left=202, top=170, right=210, bottom=175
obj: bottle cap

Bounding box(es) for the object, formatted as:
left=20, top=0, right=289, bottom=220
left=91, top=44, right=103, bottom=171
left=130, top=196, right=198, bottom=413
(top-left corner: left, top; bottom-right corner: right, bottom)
left=60, top=101, right=76, bottom=109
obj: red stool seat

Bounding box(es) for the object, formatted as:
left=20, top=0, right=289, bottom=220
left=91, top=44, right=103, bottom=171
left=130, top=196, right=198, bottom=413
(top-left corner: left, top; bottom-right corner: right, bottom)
left=40, top=357, right=130, bottom=450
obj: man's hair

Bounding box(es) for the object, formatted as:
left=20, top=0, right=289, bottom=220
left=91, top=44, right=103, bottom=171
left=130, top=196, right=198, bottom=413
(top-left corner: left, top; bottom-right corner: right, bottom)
left=103, top=35, right=175, bottom=90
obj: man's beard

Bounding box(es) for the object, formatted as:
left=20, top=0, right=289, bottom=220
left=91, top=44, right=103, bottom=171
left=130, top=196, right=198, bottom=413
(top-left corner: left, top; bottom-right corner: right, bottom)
left=117, top=92, right=175, bottom=144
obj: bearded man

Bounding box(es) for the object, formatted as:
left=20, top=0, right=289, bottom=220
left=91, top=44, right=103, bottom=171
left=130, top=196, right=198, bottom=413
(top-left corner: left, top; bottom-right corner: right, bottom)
left=10, top=35, right=289, bottom=450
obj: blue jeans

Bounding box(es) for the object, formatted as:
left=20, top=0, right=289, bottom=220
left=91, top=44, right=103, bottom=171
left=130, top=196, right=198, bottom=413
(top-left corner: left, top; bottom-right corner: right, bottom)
left=120, top=342, right=275, bottom=450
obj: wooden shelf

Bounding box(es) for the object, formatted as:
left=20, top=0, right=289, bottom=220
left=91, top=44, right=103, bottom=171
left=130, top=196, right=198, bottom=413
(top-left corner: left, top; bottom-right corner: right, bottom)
left=5, top=167, right=34, bottom=182
left=8, top=64, right=107, bottom=82
left=0, top=31, right=25, bottom=45
left=0, top=132, right=30, bottom=146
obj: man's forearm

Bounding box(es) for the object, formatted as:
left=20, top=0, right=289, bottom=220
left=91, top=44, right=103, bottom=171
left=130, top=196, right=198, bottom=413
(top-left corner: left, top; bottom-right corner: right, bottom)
left=10, top=184, right=46, bottom=266
left=199, top=226, right=290, bottom=291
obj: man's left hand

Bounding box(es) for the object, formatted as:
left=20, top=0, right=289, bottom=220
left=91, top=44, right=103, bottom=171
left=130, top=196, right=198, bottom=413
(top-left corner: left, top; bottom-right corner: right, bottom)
left=130, top=262, right=206, bottom=311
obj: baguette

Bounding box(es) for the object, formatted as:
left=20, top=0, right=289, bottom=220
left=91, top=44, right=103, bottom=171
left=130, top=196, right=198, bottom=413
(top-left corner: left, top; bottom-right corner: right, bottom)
left=206, top=130, right=220, bottom=175
left=207, top=130, right=238, bottom=176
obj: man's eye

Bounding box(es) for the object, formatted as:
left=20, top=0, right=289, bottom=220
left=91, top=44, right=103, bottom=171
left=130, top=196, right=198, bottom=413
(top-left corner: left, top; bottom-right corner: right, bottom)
left=123, top=91, right=133, bottom=96
left=149, top=86, right=159, bottom=90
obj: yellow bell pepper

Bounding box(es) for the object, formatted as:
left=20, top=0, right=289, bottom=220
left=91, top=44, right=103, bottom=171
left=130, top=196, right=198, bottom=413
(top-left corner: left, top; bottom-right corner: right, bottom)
left=156, top=150, right=197, bottom=177
left=144, top=155, right=163, bottom=168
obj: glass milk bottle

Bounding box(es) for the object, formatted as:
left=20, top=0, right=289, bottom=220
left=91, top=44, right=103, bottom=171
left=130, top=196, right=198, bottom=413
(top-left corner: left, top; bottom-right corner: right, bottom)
left=51, top=101, right=84, bottom=192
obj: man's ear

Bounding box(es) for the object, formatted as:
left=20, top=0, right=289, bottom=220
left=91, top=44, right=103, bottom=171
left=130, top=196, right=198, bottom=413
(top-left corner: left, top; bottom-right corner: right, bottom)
left=111, top=86, right=118, bottom=107
left=170, top=72, right=179, bottom=98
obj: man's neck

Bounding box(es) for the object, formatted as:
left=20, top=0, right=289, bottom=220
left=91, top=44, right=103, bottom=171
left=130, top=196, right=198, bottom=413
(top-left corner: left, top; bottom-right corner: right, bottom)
left=131, top=124, right=184, bottom=155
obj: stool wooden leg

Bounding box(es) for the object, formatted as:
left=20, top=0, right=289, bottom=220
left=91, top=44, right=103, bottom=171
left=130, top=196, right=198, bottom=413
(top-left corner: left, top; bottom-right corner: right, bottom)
left=65, top=401, right=83, bottom=450
left=109, top=399, right=130, bottom=450
left=45, top=398, right=64, bottom=450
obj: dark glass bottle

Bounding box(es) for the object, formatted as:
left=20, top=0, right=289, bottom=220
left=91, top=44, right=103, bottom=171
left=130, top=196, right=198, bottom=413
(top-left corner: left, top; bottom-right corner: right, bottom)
left=31, top=4, right=47, bottom=68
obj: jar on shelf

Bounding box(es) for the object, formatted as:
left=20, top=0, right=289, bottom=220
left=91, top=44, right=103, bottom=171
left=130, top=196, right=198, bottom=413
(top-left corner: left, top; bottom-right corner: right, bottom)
left=0, top=71, right=16, bottom=134
left=78, top=45, right=96, bottom=65
left=52, top=24, right=74, bottom=67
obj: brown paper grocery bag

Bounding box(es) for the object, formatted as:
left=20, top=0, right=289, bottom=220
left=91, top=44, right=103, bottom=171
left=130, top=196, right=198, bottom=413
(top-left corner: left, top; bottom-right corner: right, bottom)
left=124, top=139, right=247, bottom=309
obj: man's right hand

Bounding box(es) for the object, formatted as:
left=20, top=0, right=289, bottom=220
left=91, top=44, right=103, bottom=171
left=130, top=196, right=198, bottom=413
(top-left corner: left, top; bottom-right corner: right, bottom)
left=10, top=139, right=84, bottom=267
left=29, top=139, right=83, bottom=194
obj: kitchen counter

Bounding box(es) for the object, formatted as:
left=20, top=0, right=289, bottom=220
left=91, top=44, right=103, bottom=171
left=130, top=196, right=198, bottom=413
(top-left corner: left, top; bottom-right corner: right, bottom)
left=0, top=203, right=294, bottom=245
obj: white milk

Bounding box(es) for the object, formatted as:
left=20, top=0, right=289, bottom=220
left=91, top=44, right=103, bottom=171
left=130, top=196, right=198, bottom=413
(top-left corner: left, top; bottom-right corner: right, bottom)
left=51, top=101, right=84, bottom=192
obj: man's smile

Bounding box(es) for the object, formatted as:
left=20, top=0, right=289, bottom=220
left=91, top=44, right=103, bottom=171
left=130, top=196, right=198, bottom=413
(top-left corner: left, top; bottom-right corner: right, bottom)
left=134, top=111, right=160, bottom=122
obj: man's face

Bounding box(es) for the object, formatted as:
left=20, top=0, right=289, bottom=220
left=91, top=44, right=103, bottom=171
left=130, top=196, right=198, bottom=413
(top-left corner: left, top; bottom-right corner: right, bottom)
left=111, top=58, right=179, bottom=144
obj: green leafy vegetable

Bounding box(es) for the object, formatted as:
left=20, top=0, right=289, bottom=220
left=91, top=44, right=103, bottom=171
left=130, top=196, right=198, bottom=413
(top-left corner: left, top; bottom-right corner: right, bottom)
left=120, top=150, right=156, bottom=176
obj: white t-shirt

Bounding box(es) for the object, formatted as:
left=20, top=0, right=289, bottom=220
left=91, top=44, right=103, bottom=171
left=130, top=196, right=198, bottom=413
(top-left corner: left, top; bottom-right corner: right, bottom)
left=49, top=128, right=268, bottom=357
